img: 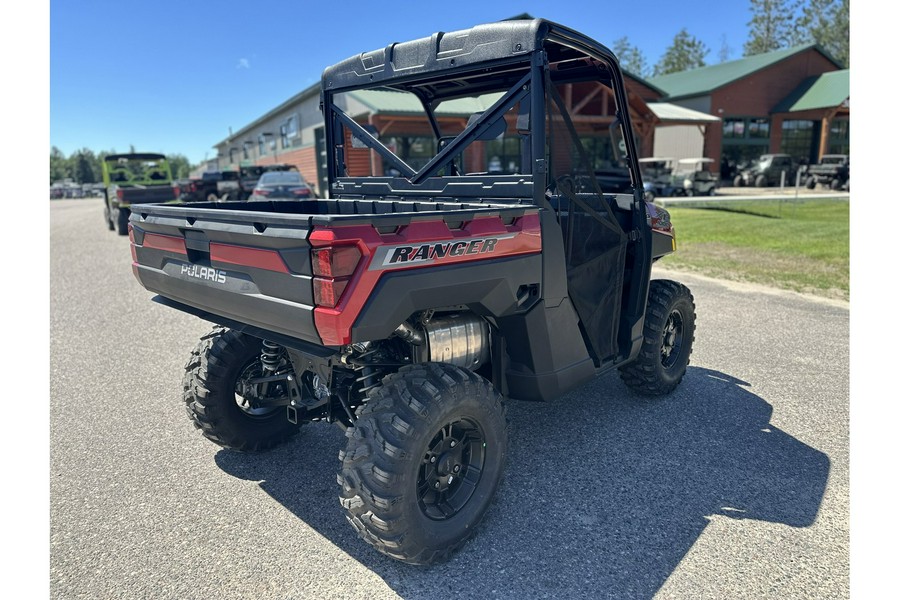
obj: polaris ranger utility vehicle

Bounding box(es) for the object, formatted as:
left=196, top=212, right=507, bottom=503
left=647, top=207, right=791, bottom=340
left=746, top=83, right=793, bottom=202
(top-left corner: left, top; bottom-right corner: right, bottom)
left=129, top=19, right=696, bottom=565
left=102, top=153, right=180, bottom=235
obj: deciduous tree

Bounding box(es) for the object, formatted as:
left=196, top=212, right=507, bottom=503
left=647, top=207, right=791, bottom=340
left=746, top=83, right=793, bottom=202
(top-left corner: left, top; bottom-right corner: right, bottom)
left=50, top=147, right=70, bottom=184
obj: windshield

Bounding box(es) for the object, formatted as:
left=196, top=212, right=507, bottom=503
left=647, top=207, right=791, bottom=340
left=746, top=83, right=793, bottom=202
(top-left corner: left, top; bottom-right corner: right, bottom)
left=105, top=156, right=170, bottom=184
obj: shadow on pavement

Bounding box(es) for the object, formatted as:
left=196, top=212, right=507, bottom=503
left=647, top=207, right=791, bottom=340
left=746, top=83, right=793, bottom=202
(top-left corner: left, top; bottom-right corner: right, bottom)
left=214, top=366, right=829, bottom=599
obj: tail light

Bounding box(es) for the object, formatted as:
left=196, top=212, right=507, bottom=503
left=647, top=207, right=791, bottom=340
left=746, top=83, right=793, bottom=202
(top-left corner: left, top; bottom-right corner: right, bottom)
left=311, top=245, right=362, bottom=308
left=116, top=189, right=124, bottom=200
left=173, top=185, right=181, bottom=197
left=292, top=187, right=311, bottom=197
left=255, top=189, right=270, bottom=196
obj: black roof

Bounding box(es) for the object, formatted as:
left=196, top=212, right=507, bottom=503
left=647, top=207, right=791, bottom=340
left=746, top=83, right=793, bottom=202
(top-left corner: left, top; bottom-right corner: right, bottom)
left=321, top=18, right=620, bottom=99
left=105, top=153, right=167, bottom=161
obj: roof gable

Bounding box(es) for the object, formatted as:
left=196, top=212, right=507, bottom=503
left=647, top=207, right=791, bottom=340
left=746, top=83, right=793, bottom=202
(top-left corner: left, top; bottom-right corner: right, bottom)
left=649, top=44, right=842, bottom=99
left=772, top=69, right=849, bottom=113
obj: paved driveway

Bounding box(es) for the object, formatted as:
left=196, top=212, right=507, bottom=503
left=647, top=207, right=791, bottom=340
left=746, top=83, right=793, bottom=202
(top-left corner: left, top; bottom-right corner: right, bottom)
left=49, top=199, right=849, bottom=599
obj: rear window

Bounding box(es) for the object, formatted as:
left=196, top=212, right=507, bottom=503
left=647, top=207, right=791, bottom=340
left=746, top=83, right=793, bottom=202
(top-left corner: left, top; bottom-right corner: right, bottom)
left=259, top=171, right=303, bottom=184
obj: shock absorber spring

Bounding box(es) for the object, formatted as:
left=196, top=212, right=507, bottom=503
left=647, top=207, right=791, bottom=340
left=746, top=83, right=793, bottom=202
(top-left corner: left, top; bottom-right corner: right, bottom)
left=355, top=366, right=380, bottom=397
left=260, top=340, right=285, bottom=373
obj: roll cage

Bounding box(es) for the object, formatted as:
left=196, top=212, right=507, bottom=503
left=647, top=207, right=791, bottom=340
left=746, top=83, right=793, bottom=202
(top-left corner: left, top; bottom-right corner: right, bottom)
left=319, top=18, right=645, bottom=206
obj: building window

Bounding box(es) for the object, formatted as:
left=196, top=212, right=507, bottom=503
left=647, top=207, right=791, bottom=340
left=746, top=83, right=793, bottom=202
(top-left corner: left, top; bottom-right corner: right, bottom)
left=485, top=136, right=522, bottom=174
left=258, top=134, right=267, bottom=156
left=780, top=119, right=816, bottom=162
left=723, top=118, right=745, bottom=138
left=282, top=115, right=299, bottom=148
left=578, top=136, right=615, bottom=170
left=828, top=119, right=849, bottom=155
left=382, top=136, right=436, bottom=171
left=748, top=118, right=770, bottom=138
left=724, top=117, right=768, bottom=139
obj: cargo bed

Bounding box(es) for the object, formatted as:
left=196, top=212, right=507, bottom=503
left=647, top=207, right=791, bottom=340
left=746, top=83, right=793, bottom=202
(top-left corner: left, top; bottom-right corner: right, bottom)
left=130, top=199, right=541, bottom=346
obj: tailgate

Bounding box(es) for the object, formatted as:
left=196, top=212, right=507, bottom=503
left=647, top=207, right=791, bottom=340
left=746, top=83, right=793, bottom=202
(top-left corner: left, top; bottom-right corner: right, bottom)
left=121, top=185, right=178, bottom=205
left=129, top=210, right=320, bottom=345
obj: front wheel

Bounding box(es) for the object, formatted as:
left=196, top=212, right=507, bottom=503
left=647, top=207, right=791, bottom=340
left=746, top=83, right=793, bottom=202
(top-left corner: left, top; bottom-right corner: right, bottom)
left=619, top=279, right=696, bottom=396
left=104, top=201, right=115, bottom=231
left=755, top=174, right=767, bottom=188
left=338, top=363, right=508, bottom=565
left=182, top=326, right=301, bottom=451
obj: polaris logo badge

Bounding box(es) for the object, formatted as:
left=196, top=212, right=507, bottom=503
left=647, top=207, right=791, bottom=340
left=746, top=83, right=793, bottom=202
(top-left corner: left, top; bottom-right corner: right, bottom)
left=371, top=234, right=515, bottom=270
left=181, top=264, right=227, bottom=284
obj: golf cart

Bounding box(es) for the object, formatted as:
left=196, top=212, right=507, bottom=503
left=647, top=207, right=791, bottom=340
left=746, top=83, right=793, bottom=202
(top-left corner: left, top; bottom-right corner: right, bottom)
left=670, top=158, right=718, bottom=196
left=638, top=157, right=675, bottom=201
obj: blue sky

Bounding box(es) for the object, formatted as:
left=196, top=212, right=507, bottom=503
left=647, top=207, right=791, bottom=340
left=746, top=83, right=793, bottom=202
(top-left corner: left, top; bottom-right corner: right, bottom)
left=50, top=0, right=769, bottom=165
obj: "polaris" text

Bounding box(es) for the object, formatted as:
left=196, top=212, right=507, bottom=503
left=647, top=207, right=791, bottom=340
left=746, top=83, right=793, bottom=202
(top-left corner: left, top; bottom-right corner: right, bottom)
left=181, top=264, right=227, bottom=284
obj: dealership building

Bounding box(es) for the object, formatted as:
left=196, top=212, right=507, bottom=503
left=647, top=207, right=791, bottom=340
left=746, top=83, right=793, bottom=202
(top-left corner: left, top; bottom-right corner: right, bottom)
left=205, top=32, right=848, bottom=193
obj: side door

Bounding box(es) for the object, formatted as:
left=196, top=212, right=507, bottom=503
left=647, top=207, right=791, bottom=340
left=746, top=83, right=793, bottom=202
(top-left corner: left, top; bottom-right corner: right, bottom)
left=544, top=75, right=632, bottom=364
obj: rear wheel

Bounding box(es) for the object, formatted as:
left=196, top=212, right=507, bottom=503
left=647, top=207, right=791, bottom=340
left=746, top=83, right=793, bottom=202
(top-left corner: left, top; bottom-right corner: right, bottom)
left=338, top=363, right=508, bottom=565
left=733, top=175, right=743, bottom=187
left=115, top=207, right=130, bottom=235
left=182, top=326, right=301, bottom=451
left=806, top=176, right=817, bottom=190
left=620, top=279, right=696, bottom=396
left=207, top=193, right=218, bottom=202
left=754, top=174, right=767, bottom=188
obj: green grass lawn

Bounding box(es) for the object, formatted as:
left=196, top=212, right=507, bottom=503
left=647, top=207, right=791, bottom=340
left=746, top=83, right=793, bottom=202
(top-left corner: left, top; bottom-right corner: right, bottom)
left=657, top=198, right=849, bottom=301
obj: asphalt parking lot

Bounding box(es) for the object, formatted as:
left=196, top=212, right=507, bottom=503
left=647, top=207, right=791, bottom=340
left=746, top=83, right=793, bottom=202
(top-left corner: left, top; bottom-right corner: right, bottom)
left=49, top=198, right=849, bottom=599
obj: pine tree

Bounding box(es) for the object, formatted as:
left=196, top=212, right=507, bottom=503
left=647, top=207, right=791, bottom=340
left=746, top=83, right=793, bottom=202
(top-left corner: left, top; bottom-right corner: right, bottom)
left=613, top=36, right=650, bottom=79
left=744, top=0, right=802, bottom=56
left=653, top=29, right=710, bottom=76
left=799, top=0, right=849, bottom=66
left=72, top=149, right=97, bottom=184
left=719, top=34, right=733, bottom=63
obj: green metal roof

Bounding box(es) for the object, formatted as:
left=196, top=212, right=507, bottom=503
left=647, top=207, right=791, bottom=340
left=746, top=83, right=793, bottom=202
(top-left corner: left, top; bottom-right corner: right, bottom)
left=348, top=89, right=504, bottom=116
left=648, top=44, right=841, bottom=99
left=771, top=69, right=849, bottom=113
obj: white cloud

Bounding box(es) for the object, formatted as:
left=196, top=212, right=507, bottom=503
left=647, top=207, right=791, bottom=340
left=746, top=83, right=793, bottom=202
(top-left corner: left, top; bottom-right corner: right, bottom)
left=236, top=58, right=250, bottom=69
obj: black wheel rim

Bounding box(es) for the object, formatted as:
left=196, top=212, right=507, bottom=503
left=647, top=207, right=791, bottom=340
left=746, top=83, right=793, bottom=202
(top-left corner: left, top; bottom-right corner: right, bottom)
left=417, top=418, right=486, bottom=521
left=660, top=309, right=685, bottom=369
left=233, top=359, right=280, bottom=419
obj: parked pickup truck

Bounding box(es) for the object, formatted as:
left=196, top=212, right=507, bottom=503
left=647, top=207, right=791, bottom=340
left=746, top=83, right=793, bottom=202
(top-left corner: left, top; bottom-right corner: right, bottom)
left=805, top=154, right=849, bottom=190
left=179, top=170, right=241, bottom=202
left=102, top=153, right=180, bottom=235
left=129, top=18, right=696, bottom=565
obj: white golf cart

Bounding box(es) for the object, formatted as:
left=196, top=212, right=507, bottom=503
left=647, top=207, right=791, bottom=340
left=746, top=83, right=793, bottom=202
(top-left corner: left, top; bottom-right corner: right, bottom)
left=670, top=157, right=718, bottom=196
